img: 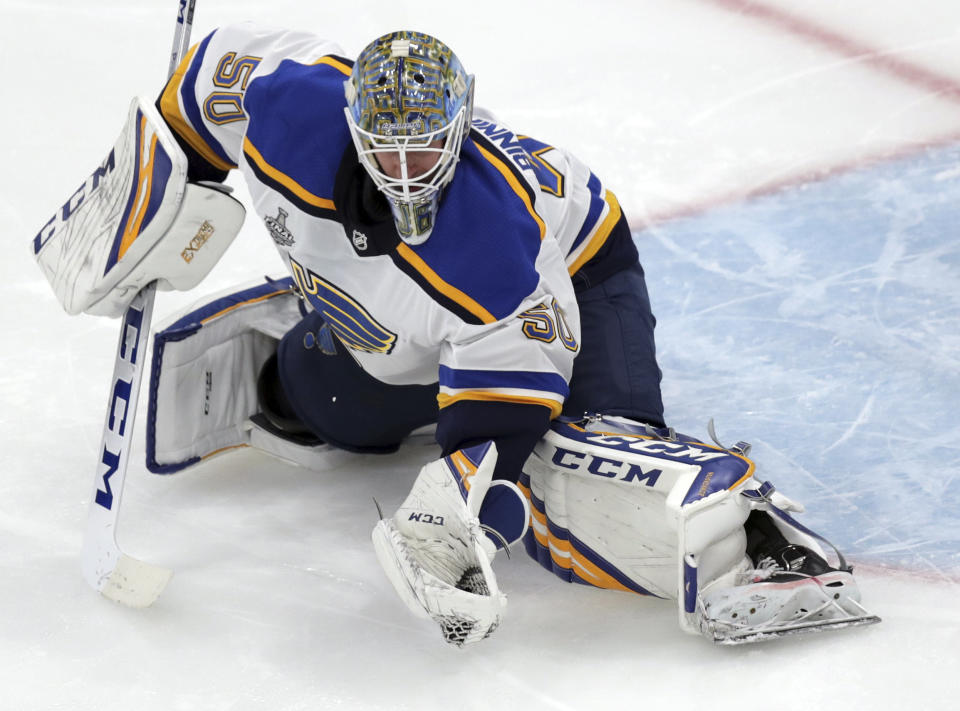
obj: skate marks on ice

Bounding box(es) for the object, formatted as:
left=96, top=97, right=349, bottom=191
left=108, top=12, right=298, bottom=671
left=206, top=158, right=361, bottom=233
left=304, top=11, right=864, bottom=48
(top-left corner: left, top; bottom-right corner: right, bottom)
left=640, top=142, right=960, bottom=579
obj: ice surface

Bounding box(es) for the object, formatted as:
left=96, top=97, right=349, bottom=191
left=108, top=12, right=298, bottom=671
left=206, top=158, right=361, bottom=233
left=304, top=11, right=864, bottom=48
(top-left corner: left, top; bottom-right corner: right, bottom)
left=644, top=143, right=960, bottom=577
left=1, top=1, right=958, bottom=709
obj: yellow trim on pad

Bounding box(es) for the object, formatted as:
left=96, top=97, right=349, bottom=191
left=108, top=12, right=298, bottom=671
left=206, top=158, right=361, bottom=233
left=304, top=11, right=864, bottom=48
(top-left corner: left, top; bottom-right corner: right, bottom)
left=117, top=116, right=158, bottom=260
left=200, top=289, right=293, bottom=325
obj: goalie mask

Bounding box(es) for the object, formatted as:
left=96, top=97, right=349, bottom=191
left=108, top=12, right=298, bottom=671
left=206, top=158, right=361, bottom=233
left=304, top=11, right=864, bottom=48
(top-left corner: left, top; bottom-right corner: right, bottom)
left=344, top=31, right=475, bottom=244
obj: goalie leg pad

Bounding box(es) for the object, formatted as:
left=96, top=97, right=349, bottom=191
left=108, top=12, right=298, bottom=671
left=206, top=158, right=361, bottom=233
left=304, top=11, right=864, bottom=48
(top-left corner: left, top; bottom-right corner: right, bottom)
left=520, top=418, right=755, bottom=599
left=147, top=278, right=307, bottom=473
left=522, top=416, right=878, bottom=643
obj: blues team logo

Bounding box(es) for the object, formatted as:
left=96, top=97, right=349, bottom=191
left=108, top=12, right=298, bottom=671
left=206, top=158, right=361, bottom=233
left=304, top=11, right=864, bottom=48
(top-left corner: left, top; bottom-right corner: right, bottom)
left=265, top=207, right=295, bottom=247
left=288, top=257, right=397, bottom=354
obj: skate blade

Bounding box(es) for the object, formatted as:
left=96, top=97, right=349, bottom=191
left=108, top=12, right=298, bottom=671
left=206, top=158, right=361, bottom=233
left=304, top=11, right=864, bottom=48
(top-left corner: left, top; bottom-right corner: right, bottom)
left=710, top=613, right=882, bottom=645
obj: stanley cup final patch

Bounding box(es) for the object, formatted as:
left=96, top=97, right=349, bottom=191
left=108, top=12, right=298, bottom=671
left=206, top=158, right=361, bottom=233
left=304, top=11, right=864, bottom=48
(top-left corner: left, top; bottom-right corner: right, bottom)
left=265, top=207, right=295, bottom=247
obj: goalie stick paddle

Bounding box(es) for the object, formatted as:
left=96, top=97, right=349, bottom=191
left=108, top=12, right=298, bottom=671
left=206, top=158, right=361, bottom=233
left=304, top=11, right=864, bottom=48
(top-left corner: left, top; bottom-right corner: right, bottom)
left=79, top=0, right=197, bottom=608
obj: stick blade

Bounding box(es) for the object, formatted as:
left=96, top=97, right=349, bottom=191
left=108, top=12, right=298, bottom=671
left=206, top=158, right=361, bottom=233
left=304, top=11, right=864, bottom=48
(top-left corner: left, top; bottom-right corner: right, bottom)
left=82, top=528, right=173, bottom=608
left=96, top=554, right=173, bottom=608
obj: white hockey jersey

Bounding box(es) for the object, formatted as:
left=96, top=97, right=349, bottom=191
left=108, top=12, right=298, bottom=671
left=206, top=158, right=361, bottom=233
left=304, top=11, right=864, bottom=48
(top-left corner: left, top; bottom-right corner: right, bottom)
left=159, top=23, right=626, bottom=419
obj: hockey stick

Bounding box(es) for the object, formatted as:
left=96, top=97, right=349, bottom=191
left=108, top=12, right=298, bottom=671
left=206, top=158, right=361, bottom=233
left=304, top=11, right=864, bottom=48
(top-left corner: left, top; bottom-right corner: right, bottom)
left=80, top=0, right=197, bottom=608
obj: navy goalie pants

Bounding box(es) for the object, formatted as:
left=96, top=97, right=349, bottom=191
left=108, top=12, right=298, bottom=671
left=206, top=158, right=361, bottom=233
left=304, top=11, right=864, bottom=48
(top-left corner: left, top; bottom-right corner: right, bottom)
left=276, top=261, right=665, bottom=453
left=562, top=261, right=664, bottom=426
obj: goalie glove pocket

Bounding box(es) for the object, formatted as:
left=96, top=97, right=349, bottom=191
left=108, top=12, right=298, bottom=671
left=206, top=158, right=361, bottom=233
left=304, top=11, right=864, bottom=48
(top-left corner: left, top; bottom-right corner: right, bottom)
left=371, top=442, right=514, bottom=646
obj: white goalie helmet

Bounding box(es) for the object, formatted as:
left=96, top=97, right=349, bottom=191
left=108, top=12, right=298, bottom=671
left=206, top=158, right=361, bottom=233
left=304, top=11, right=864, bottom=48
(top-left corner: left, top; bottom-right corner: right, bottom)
left=344, top=31, right=475, bottom=244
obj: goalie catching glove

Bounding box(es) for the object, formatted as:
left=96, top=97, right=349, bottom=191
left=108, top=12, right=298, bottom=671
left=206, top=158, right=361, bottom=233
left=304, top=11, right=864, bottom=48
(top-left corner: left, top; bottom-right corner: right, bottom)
left=31, top=96, right=244, bottom=317
left=372, top=441, right=529, bottom=646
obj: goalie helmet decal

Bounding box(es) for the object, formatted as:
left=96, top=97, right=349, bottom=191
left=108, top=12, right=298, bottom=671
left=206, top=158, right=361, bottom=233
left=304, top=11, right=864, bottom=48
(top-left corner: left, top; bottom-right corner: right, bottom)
left=346, top=32, right=471, bottom=137
left=344, top=31, right=475, bottom=244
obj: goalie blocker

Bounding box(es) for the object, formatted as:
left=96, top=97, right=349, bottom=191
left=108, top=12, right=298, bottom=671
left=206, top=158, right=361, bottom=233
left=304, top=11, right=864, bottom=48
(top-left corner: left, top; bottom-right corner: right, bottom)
left=31, top=96, right=244, bottom=317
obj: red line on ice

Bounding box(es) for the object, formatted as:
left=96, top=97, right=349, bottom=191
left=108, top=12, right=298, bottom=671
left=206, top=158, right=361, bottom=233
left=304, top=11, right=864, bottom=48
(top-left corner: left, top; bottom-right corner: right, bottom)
left=700, top=0, right=960, bottom=103
left=625, top=0, right=960, bottom=229
left=629, top=130, right=960, bottom=230
left=626, top=0, right=960, bottom=229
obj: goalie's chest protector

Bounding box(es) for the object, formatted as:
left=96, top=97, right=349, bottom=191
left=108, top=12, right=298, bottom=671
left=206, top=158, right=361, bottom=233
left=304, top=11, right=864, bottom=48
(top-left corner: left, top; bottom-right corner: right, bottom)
left=238, top=61, right=561, bottom=387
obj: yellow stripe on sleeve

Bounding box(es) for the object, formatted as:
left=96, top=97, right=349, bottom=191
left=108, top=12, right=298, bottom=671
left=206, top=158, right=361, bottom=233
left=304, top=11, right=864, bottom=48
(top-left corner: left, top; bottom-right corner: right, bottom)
left=243, top=138, right=336, bottom=210
left=567, top=189, right=622, bottom=276
left=473, top=142, right=546, bottom=241
left=159, top=44, right=236, bottom=173
left=437, top=391, right=562, bottom=418
left=312, top=56, right=353, bottom=76
left=395, top=243, right=497, bottom=324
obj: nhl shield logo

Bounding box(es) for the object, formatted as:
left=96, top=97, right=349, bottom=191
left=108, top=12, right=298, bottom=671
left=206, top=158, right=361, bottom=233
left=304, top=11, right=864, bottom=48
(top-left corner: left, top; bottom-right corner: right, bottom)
left=352, top=229, right=368, bottom=251
left=265, top=207, right=295, bottom=247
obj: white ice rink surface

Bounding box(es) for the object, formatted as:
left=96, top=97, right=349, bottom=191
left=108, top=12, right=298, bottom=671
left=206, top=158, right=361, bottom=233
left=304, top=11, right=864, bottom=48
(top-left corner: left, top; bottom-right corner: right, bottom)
left=2, top=1, right=959, bottom=709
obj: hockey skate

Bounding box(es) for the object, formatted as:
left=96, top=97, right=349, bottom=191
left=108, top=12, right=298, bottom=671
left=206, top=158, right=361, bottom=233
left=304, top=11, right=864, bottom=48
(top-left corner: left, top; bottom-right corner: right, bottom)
left=697, top=523, right=881, bottom=645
